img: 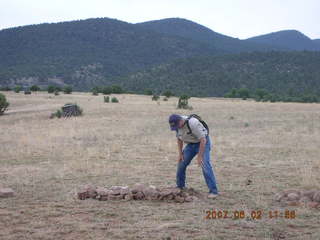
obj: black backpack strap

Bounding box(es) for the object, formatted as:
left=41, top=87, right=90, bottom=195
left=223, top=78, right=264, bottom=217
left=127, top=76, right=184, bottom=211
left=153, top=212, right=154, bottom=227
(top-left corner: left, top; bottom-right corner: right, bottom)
left=185, top=117, right=192, bottom=134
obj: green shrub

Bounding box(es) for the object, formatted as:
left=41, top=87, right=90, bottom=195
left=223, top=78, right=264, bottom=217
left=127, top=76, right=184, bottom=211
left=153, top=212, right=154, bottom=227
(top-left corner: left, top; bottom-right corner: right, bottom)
left=54, top=90, right=60, bottom=96
left=152, top=94, right=160, bottom=101
left=0, top=86, right=11, bottom=91
left=144, top=89, right=153, bottom=95
left=24, top=90, right=31, bottom=95
left=92, top=89, right=99, bottom=96
left=104, top=96, right=110, bottom=103
left=111, top=85, right=124, bottom=94
left=111, top=97, right=119, bottom=103
left=30, top=85, right=41, bottom=91
left=177, top=95, right=192, bottom=109
left=63, top=86, right=72, bottom=94
left=47, top=85, right=56, bottom=93
left=0, top=93, right=9, bottom=115
left=163, top=90, right=174, bottom=98
left=102, top=87, right=112, bottom=95
left=14, top=85, right=22, bottom=93
left=163, top=97, right=168, bottom=101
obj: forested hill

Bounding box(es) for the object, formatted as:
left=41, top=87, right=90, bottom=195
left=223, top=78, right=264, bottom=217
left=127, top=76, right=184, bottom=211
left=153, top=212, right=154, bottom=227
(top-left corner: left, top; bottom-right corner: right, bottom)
left=137, top=18, right=286, bottom=53
left=0, top=17, right=319, bottom=92
left=246, top=30, right=320, bottom=51
left=121, top=51, right=320, bottom=97
left=0, top=18, right=216, bottom=89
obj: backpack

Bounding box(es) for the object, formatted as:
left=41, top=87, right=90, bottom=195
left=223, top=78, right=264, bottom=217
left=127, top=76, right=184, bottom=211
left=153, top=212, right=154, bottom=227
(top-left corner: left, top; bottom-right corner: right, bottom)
left=185, top=114, right=209, bottom=135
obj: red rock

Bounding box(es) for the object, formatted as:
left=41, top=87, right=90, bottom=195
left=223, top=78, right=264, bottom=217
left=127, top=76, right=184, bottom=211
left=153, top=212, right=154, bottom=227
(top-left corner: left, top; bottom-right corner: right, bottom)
left=287, top=201, right=301, bottom=207
left=307, top=202, right=320, bottom=208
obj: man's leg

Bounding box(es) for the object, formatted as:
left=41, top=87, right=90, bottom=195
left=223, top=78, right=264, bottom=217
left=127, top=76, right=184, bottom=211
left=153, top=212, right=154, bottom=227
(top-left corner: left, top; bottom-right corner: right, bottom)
left=176, top=144, right=197, bottom=189
left=201, top=136, right=218, bottom=194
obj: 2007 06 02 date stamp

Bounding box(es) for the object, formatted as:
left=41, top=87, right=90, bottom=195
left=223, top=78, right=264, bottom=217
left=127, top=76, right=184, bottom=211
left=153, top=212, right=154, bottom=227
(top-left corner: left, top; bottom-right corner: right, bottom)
left=204, top=209, right=296, bottom=220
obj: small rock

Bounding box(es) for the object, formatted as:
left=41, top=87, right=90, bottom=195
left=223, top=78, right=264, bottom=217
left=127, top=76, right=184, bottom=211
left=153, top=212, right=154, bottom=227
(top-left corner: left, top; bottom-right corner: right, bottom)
left=283, top=189, right=300, bottom=196
left=133, top=192, right=145, bottom=200
left=299, top=196, right=312, bottom=203
left=0, top=188, right=14, bottom=198
left=185, top=196, right=193, bottom=202
left=174, top=196, right=185, bottom=203
left=308, top=201, right=319, bottom=208
left=274, top=192, right=285, bottom=202
left=287, top=193, right=300, bottom=201
left=77, top=190, right=89, bottom=200
left=124, top=193, right=133, bottom=201
left=301, top=190, right=316, bottom=198
left=287, top=201, right=301, bottom=207
left=96, top=187, right=112, bottom=197
left=120, top=186, right=130, bottom=195
left=131, top=183, right=146, bottom=194
left=312, top=191, right=320, bottom=202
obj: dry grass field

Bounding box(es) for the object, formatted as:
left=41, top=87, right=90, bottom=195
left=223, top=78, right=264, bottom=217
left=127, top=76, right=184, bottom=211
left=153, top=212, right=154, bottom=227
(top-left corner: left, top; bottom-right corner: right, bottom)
left=1, top=91, right=320, bottom=240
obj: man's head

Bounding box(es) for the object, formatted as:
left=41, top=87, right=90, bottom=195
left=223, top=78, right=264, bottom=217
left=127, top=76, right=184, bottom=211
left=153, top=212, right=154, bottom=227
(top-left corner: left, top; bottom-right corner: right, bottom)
left=169, top=114, right=184, bottom=131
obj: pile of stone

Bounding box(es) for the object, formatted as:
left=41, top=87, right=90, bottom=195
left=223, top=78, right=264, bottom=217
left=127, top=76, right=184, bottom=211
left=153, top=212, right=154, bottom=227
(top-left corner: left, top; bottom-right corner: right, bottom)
left=0, top=188, right=14, bottom=198
left=275, top=189, right=320, bottom=208
left=77, top=184, right=198, bottom=203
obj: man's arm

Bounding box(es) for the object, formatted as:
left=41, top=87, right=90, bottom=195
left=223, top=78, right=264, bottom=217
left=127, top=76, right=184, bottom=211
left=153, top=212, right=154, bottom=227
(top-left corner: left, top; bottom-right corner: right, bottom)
left=177, top=138, right=184, bottom=162
left=197, top=137, right=206, bottom=167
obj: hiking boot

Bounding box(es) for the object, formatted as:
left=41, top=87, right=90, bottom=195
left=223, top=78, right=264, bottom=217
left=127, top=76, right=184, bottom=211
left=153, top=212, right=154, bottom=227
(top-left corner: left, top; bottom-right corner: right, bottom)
left=208, top=193, right=218, bottom=199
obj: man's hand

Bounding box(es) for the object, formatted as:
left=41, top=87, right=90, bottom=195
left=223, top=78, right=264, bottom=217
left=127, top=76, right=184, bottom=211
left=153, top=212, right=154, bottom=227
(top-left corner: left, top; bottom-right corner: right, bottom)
left=178, top=154, right=184, bottom=162
left=197, top=155, right=203, bottom=167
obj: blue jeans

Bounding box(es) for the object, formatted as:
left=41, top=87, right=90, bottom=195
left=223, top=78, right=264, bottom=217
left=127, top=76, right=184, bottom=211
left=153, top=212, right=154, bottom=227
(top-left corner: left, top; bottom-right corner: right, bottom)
left=176, top=135, right=218, bottom=194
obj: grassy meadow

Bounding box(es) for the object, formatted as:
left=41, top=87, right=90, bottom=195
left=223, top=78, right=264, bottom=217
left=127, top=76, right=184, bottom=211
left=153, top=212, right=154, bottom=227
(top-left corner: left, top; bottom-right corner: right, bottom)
left=0, top=91, right=320, bottom=240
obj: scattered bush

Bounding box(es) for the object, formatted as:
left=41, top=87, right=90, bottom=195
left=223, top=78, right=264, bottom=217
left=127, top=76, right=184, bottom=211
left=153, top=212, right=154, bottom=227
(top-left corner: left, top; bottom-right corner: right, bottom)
left=14, top=85, right=22, bottom=93
left=47, top=85, right=56, bottom=93
left=177, top=95, right=192, bottom=109
left=111, top=85, right=124, bottom=94
left=92, top=89, right=99, bottom=96
left=0, top=93, right=9, bottom=115
left=0, top=86, right=11, bottom=91
left=152, top=94, right=160, bottom=101
left=24, top=90, right=31, bottom=95
left=111, top=97, right=119, bottom=103
left=50, top=103, right=82, bottom=118
left=163, top=90, right=174, bottom=98
left=50, top=109, right=62, bottom=119
left=144, top=89, right=153, bottom=95
left=104, top=96, right=110, bottom=103
left=225, top=87, right=320, bottom=103
left=163, top=97, right=168, bottom=101
left=30, top=85, right=41, bottom=91
left=63, top=86, right=72, bottom=94
left=54, top=90, right=60, bottom=96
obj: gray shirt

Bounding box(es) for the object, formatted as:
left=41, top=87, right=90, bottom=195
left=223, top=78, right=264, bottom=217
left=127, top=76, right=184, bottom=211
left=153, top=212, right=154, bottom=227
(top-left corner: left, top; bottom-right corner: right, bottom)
left=176, top=115, right=208, bottom=143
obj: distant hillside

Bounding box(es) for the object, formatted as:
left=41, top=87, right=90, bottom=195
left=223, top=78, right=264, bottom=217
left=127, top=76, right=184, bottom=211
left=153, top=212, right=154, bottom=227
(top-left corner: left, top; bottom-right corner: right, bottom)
left=120, top=51, right=320, bottom=97
left=246, top=30, right=320, bottom=51
left=137, top=18, right=286, bottom=53
left=0, top=18, right=216, bottom=89
left=0, top=17, right=319, bottom=92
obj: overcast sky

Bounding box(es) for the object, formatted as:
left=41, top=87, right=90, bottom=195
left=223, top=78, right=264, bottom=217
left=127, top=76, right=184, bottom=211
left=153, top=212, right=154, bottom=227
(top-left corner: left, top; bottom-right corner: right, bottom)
left=0, top=0, right=319, bottom=39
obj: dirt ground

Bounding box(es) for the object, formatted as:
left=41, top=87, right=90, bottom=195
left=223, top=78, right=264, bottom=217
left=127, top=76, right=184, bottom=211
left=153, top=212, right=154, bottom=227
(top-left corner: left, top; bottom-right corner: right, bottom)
left=1, top=91, right=320, bottom=240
